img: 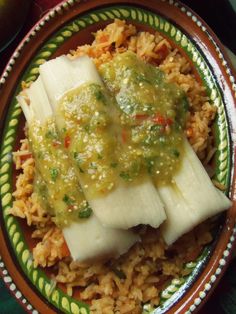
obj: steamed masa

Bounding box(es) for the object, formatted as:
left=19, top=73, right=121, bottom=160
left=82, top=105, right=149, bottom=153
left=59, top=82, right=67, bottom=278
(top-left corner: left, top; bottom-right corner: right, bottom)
left=10, top=20, right=222, bottom=313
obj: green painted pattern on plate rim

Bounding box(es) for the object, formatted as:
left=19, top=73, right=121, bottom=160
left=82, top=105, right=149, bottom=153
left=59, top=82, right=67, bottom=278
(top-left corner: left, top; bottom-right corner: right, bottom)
left=0, top=5, right=231, bottom=313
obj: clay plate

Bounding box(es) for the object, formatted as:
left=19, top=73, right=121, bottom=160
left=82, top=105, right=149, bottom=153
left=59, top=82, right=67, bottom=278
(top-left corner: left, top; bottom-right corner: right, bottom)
left=0, top=0, right=236, bottom=313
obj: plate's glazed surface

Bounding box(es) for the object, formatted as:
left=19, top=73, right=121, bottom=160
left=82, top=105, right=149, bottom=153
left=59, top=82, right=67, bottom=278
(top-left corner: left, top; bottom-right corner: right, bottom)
left=0, top=0, right=236, bottom=313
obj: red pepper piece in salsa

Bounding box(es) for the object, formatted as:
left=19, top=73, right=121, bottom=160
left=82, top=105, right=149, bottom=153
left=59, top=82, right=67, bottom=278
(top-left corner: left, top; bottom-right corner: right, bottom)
left=64, top=135, right=71, bottom=148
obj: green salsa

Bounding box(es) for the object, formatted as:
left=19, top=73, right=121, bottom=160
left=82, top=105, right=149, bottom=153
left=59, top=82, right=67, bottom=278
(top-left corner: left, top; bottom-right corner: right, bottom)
left=99, top=51, right=188, bottom=186
left=57, top=83, right=118, bottom=197
left=28, top=118, right=92, bottom=227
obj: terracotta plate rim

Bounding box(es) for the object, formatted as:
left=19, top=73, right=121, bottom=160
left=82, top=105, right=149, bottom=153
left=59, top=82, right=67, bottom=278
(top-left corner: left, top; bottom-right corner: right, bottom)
left=0, top=0, right=236, bottom=314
